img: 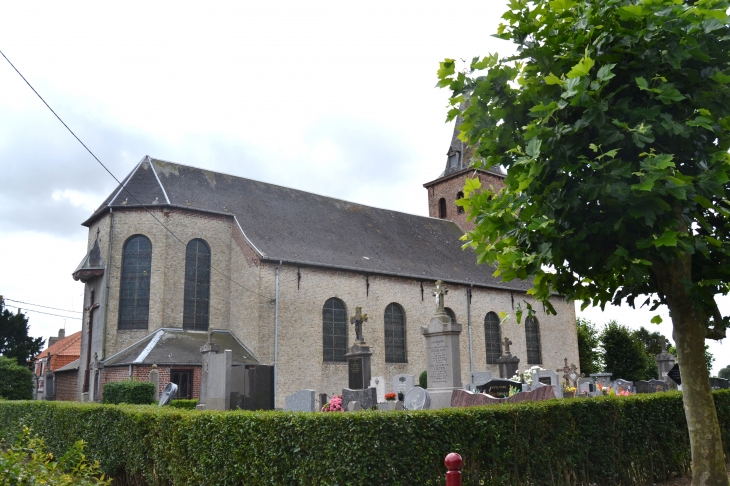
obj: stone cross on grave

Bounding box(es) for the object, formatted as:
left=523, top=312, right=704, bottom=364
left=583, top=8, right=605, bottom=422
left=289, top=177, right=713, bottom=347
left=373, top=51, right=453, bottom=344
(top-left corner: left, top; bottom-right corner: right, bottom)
left=351, top=306, right=368, bottom=343
left=661, top=336, right=670, bottom=353
left=502, top=337, right=512, bottom=356
left=433, top=280, right=448, bottom=311
left=557, top=358, right=571, bottom=385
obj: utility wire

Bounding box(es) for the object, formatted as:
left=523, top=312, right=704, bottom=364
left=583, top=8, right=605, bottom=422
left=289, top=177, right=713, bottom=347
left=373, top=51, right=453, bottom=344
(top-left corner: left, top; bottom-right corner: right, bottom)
left=0, top=49, right=271, bottom=301
left=4, top=298, right=80, bottom=314
left=15, top=308, right=82, bottom=320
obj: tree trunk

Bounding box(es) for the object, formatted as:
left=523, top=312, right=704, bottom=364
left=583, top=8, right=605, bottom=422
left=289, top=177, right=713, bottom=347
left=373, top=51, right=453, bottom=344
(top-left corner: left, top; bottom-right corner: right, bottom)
left=654, top=254, right=729, bottom=486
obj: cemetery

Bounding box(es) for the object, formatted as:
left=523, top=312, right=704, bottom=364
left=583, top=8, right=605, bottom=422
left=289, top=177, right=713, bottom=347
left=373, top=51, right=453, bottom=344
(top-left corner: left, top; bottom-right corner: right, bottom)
left=2, top=281, right=730, bottom=485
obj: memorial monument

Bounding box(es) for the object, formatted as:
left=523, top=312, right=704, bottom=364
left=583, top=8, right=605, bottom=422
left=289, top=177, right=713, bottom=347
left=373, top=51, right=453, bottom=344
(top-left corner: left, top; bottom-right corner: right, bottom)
left=497, top=337, right=520, bottom=379
left=421, top=280, right=463, bottom=409
left=344, top=306, right=373, bottom=390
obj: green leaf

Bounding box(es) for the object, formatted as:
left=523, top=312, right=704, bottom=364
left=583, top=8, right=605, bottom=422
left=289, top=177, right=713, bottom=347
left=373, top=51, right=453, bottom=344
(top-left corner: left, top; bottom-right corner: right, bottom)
left=526, top=138, right=542, bottom=158
left=710, top=72, right=730, bottom=84
left=544, top=73, right=562, bottom=85
left=596, top=64, right=616, bottom=82
left=549, top=0, right=576, bottom=12
left=618, top=4, right=648, bottom=19
left=635, top=77, right=649, bottom=90
left=654, top=230, right=679, bottom=247
left=566, top=56, right=595, bottom=79
left=651, top=315, right=663, bottom=324
left=437, top=59, right=456, bottom=80
left=464, top=177, right=482, bottom=197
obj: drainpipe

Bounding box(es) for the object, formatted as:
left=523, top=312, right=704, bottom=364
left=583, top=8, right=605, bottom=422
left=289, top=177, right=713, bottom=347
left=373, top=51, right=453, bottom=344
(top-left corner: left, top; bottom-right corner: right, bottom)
left=467, top=286, right=473, bottom=386
left=101, top=208, right=114, bottom=360
left=274, top=261, right=281, bottom=404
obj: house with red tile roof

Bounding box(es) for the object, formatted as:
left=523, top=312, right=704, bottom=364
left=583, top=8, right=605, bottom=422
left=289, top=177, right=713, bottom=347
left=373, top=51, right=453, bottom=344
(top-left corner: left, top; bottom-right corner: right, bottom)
left=34, top=329, right=81, bottom=400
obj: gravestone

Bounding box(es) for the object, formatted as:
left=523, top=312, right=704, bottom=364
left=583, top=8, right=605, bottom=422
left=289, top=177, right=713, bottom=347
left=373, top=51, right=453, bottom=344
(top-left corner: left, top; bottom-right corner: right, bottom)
left=347, top=401, right=362, bottom=412
left=158, top=382, right=178, bottom=406
left=452, top=385, right=556, bottom=407
left=285, top=389, right=316, bottom=412
left=345, top=306, right=372, bottom=390
left=531, top=369, right=563, bottom=398
left=635, top=380, right=668, bottom=394
left=590, top=373, right=613, bottom=389
left=710, top=377, right=729, bottom=389
left=421, top=280, right=462, bottom=409
left=577, top=377, right=595, bottom=396
left=392, top=374, right=416, bottom=396
left=497, top=337, right=520, bottom=379
left=472, top=371, right=493, bottom=387
left=655, top=337, right=676, bottom=378
left=612, top=379, right=635, bottom=394
left=477, top=378, right=523, bottom=398
left=197, top=331, right=221, bottom=410
left=370, top=376, right=386, bottom=403
left=667, top=363, right=682, bottom=385
left=207, top=349, right=233, bottom=410
left=319, top=393, right=329, bottom=411
left=341, top=387, right=377, bottom=411
left=404, top=386, right=431, bottom=410
left=148, top=364, right=160, bottom=401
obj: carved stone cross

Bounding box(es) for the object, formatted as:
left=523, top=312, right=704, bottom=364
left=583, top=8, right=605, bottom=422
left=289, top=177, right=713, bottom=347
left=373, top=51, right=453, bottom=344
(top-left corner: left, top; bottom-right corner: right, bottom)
left=84, top=301, right=100, bottom=332
left=503, top=337, right=513, bottom=356
left=350, top=306, right=368, bottom=343
left=661, top=336, right=670, bottom=353
left=557, top=357, right=571, bottom=385
left=433, top=280, right=448, bottom=311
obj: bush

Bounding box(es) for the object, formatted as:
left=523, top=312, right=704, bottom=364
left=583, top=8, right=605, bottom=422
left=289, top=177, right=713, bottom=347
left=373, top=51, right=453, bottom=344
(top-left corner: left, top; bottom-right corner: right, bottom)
left=720, top=367, right=730, bottom=380
left=0, top=356, right=33, bottom=400
left=102, top=380, right=154, bottom=405
left=0, top=425, right=110, bottom=485
left=2, top=391, right=729, bottom=485
left=169, top=399, right=198, bottom=410
left=419, top=369, right=427, bottom=389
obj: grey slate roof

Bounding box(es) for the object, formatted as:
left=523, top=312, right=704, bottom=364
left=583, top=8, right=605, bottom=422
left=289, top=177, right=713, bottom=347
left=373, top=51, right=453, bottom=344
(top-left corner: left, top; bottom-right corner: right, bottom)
left=102, top=329, right=258, bottom=367
left=84, top=156, right=531, bottom=291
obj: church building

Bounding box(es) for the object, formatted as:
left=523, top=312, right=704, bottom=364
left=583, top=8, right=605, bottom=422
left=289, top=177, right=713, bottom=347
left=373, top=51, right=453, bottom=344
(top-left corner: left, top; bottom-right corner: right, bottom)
left=72, top=130, right=579, bottom=407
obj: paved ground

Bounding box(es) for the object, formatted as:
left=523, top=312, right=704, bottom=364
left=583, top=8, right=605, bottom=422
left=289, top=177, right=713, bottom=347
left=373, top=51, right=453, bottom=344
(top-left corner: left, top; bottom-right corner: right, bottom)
left=654, top=464, right=730, bottom=485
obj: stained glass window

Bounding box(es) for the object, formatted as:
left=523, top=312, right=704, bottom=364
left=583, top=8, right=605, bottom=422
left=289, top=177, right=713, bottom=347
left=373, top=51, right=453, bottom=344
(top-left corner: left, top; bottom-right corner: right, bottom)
left=323, top=298, right=347, bottom=362
left=183, top=239, right=211, bottom=331
left=118, top=235, right=152, bottom=330
left=484, top=312, right=501, bottom=364
left=384, top=303, right=406, bottom=363
left=526, top=316, right=542, bottom=364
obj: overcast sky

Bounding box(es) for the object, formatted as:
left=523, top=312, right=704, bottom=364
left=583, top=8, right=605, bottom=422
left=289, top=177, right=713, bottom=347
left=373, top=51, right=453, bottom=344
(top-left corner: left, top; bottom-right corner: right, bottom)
left=1, top=0, right=728, bottom=374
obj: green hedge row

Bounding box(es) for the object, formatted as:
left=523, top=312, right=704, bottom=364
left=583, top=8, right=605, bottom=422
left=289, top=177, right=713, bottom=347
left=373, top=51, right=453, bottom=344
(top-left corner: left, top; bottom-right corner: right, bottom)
left=102, top=381, right=155, bottom=405
left=169, top=399, right=198, bottom=410
left=1, top=391, right=729, bottom=485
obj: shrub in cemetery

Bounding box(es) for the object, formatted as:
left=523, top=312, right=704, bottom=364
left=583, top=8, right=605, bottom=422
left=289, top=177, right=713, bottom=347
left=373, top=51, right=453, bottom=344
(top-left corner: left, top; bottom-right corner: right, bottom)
left=601, top=322, right=651, bottom=382
left=102, top=380, right=155, bottom=405
left=720, top=367, right=730, bottom=380
left=1, top=391, right=730, bottom=485
left=418, top=369, right=427, bottom=389
left=169, top=399, right=198, bottom=410
left=0, top=356, right=33, bottom=400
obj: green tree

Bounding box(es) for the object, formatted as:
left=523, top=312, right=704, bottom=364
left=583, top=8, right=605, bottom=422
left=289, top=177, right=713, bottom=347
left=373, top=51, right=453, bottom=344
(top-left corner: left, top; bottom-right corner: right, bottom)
left=601, top=321, right=650, bottom=382
left=0, top=356, right=33, bottom=400
left=576, top=318, right=601, bottom=375
left=438, top=0, right=730, bottom=482
left=632, top=326, right=664, bottom=379
left=669, top=343, right=714, bottom=377
left=0, top=298, right=44, bottom=367
left=719, top=366, right=730, bottom=380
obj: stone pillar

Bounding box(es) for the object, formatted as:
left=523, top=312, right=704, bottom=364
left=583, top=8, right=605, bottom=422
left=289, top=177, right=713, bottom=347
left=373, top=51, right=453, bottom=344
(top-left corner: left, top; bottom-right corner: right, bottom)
left=344, top=343, right=372, bottom=390
left=421, top=281, right=462, bottom=409
left=206, top=349, right=232, bottom=411
left=149, top=364, right=160, bottom=401
left=197, top=331, right=220, bottom=410
left=656, top=337, right=677, bottom=390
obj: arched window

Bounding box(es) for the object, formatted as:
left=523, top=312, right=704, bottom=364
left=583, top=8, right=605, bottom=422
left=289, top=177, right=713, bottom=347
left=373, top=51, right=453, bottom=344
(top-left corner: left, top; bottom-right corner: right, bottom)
left=183, top=239, right=211, bottom=331
left=484, top=312, right=501, bottom=364
left=444, top=307, right=456, bottom=323
left=456, top=191, right=465, bottom=214
left=526, top=316, right=542, bottom=364
left=384, top=303, right=406, bottom=363
left=118, top=235, right=152, bottom=330
left=323, top=298, right=347, bottom=362
left=438, top=198, right=447, bottom=218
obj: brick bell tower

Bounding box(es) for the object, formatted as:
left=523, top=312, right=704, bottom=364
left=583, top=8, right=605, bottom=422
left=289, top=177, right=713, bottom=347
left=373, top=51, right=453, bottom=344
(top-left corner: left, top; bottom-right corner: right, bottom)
left=423, top=115, right=506, bottom=232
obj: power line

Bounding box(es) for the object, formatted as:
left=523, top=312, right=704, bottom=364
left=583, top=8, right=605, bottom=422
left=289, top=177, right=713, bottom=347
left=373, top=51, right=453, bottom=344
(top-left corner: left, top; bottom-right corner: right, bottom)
left=0, top=49, right=271, bottom=301
left=15, top=308, right=82, bottom=320
left=4, top=298, right=80, bottom=314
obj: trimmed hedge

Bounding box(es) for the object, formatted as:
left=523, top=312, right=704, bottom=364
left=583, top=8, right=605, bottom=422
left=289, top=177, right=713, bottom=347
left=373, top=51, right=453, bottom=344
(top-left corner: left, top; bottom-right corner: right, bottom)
left=0, top=356, right=33, bottom=400
left=1, top=391, right=729, bottom=485
left=102, top=381, right=155, bottom=405
left=169, top=399, right=198, bottom=410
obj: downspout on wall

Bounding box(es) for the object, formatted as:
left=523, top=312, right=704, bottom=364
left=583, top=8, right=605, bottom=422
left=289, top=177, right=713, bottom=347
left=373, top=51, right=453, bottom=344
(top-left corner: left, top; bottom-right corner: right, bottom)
left=101, top=208, right=114, bottom=360
left=274, top=261, right=281, bottom=404
left=467, top=286, right=473, bottom=386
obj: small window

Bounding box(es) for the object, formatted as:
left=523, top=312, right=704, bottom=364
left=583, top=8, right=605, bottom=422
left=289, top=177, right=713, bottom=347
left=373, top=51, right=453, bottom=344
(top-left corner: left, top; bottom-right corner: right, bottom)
left=171, top=370, right=192, bottom=399
left=526, top=316, right=542, bottom=364
left=456, top=191, right=465, bottom=214
left=183, top=239, right=211, bottom=331
left=438, top=198, right=447, bottom=219
left=118, top=235, right=152, bottom=330
left=384, top=303, right=406, bottom=363
left=448, top=152, right=459, bottom=168
left=484, top=312, right=501, bottom=364
left=323, top=298, right=347, bottom=362
left=444, top=307, right=456, bottom=323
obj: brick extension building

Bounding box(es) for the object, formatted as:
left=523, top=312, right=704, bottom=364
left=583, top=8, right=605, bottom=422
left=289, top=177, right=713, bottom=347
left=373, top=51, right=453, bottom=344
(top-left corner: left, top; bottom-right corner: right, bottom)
left=72, top=125, right=579, bottom=406
left=33, top=329, right=81, bottom=401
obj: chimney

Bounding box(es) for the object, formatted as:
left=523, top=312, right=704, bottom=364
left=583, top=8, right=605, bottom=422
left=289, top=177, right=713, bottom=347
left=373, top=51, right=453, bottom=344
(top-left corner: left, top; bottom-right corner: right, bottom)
left=58, top=329, right=65, bottom=339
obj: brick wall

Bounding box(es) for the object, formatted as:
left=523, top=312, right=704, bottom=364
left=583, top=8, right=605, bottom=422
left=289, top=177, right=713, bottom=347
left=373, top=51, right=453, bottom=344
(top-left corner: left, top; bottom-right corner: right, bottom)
left=54, top=371, right=78, bottom=401
left=425, top=169, right=506, bottom=232
left=100, top=364, right=201, bottom=401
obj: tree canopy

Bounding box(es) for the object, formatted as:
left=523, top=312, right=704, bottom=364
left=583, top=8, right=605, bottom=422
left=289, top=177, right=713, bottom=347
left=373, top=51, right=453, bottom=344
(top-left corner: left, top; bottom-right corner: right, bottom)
left=576, top=318, right=602, bottom=374
left=0, top=299, right=44, bottom=368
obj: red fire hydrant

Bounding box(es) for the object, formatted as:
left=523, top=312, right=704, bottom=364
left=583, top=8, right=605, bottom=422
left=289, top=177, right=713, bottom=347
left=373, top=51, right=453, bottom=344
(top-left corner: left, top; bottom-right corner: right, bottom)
left=444, top=452, right=462, bottom=486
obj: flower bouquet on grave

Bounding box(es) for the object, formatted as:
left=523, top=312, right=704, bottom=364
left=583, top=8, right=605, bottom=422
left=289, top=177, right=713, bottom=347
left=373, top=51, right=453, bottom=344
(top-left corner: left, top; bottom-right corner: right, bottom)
left=397, top=386, right=405, bottom=402
left=384, top=392, right=397, bottom=402
left=322, top=394, right=344, bottom=412
left=596, top=382, right=610, bottom=396
left=563, top=386, right=576, bottom=398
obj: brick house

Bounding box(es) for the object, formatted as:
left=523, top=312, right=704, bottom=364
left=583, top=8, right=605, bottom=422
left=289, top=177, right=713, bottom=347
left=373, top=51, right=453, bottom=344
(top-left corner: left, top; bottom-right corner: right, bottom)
left=71, top=125, right=579, bottom=407
left=33, top=329, right=81, bottom=400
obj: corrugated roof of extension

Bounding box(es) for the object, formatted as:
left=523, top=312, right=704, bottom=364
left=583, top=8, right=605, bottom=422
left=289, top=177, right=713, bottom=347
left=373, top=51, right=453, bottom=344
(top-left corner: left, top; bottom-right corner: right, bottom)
left=102, top=329, right=258, bottom=367
left=82, top=156, right=531, bottom=292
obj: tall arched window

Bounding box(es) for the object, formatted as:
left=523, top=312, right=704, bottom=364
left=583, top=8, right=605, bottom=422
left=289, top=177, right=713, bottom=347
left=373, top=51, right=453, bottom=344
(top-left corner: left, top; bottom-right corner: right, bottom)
left=118, top=235, right=152, bottom=330
left=384, top=303, right=406, bottom=363
left=526, top=316, right=542, bottom=364
left=438, top=198, right=447, bottom=218
left=183, top=239, right=211, bottom=331
left=323, top=298, right=347, bottom=362
left=444, top=307, right=456, bottom=323
left=456, top=191, right=465, bottom=214
left=484, top=312, right=501, bottom=364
